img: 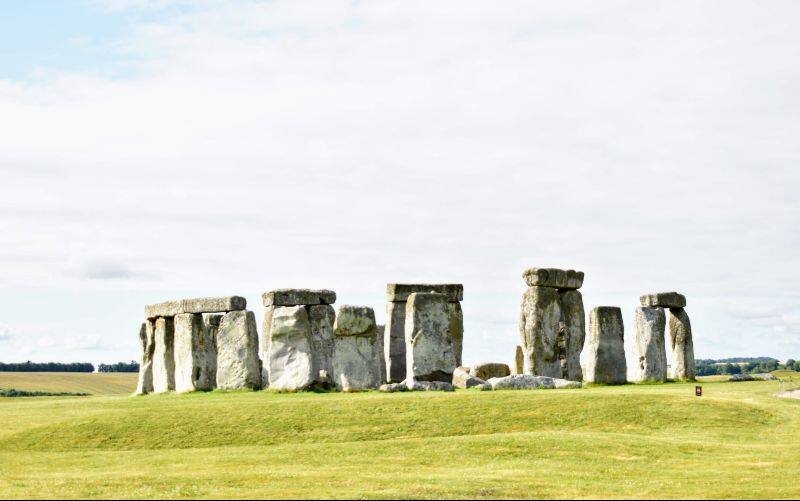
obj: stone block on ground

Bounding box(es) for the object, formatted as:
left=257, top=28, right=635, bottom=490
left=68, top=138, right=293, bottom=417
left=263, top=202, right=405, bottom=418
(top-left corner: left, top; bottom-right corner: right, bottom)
left=152, top=317, right=175, bottom=393
left=262, top=289, right=336, bottom=307
left=519, top=286, right=562, bottom=378
left=452, top=366, right=487, bottom=389
left=584, top=307, right=627, bottom=384
left=405, top=292, right=457, bottom=383
left=135, top=321, right=155, bottom=395
left=379, top=382, right=408, bottom=392
left=216, top=310, right=261, bottom=390
left=386, top=283, right=463, bottom=302
left=333, top=305, right=381, bottom=392
left=471, top=362, right=511, bottom=381
left=407, top=380, right=455, bottom=392
left=633, top=307, right=667, bottom=382
left=174, top=313, right=215, bottom=393
left=640, top=292, right=686, bottom=308
left=488, top=374, right=555, bottom=390
left=267, top=305, right=315, bottom=391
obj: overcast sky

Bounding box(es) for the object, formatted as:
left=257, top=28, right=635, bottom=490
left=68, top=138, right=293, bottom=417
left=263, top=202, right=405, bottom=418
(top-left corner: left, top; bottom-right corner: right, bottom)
left=1, top=0, right=798, bottom=370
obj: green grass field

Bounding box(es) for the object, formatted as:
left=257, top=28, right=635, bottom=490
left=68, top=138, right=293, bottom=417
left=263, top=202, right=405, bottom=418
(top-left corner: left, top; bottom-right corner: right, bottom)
left=0, top=373, right=798, bottom=499
left=0, top=372, right=138, bottom=396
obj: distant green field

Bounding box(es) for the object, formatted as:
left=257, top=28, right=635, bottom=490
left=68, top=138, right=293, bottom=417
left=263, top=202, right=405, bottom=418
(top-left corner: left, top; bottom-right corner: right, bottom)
left=0, top=372, right=137, bottom=396
left=0, top=375, right=798, bottom=499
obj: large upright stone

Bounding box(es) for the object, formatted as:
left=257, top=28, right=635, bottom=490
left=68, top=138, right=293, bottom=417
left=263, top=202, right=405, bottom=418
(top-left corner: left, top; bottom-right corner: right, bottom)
left=333, top=305, right=381, bottom=391
left=584, top=307, right=627, bottom=384
left=135, top=321, right=155, bottom=395
left=268, top=305, right=315, bottom=391
left=216, top=310, right=262, bottom=390
left=174, top=313, right=215, bottom=393
left=376, top=324, right=387, bottom=384
left=384, top=301, right=407, bottom=383
left=519, top=286, right=562, bottom=378
left=448, top=302, right=464, bottom=367
left=152, top=317, right=175, bottom=393
left=633, top=307, right=667, bottom=382
left=640, top=292, right=686, bottom=308
left=514, top=345, right=524, bottom=375
left=559, top=289, right=586, bottom=381
left=308, top=304, right=336, bottom=387
left=405, top=292, right=457, bottom=383
left=669, top=307, right=696, bottom=381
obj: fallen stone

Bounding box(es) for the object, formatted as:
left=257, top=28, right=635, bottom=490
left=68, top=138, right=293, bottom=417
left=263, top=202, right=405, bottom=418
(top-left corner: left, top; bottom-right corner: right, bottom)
left=752, top=373, right=778, bottom=381
left=216, top=310, right=262, bottom=390
left=633, top=307, right=667, bottom=382
left=379, top=382, right=408, bottom=392
left=386, top=283, right=463, bottom=302
left=514, top=345, right=524, bottom=375
left=640, top=292, right=686, bottom=308
left=584, top=307, right=627, bottom=384
left=449, top=302, right=464, bottom=367
left=519, top=286, right=562, bottom=378
left=384, top=301, right=407, bottom=383
left=669, top=307, right=696, bottom=381
left=553, top=378, right=583, bottom=389
left=262, top=289, right=336, bottom=307
left=135, top=321, right=155, bottom=395
left=559, top=289, right=586, bottom=381
left=452, top=366, right=487, bottom=389
left=405, top=292, right=457, bottom=383
left=145, top=296, right=246, bottom=319
left=407, top=380, right=455, bottom=392
left=308, top=304, right=336, bottom=387
left=522, top=268, right=584, bottom=290
left=152, top=317, right=175, bottom=393
left=472, top=362, right=511, bottom=381
left=729, top=373, right=755, bottom=382
left=488, top=374, right=555, bottom=390
left=333, top=305, right=381, bottom=392
left=174, top=313, right=215, bottom=393
left=268, top=305, right=315, bottom=391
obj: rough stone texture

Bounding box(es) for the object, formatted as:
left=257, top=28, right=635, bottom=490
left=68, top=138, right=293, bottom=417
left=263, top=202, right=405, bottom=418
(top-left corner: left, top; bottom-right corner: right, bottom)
left=448, top=302, right=464, bottom=367
left=488, top=374, right=555, bottom=390
left=472, top=363, right=511, bottom=381
left=522, top=268, right=584, bottom=289
left=135, top=321, right=155, bottom=395
left=174, top=313, right=215, bottom=393
left=514, top=345, right=524, bottom=375
left=379, top=382, right=408, bottom=392
left=558, top=289, right=586, bottom=381
left=375, top=324, right=387, bottom=384
left=452, top=367, right=487, bottom=388
left=407, top=380, right=455, bottom=391
left=386, top=283, right=463, bottom=302
left=553, top=378, right=583, bottom=389
left=216, top=310, right=261, bottom=390
left=585, top=307, right=627, bottom=384
left=146, top=296, right=246, bottom=319
left=519, top=286, right=562, bottom=378
left=267, top=305, right=315, bottom=391
left=152, top=317, right=175, bottom=393
left=405, top=292, right=457, bottom=383
left=633, top=307, right=667, bottom=382
left=308, top=304, right=336, bottom=387
left=640, top=292, right=686, bottom=308
left=262, top=289, right=336, bottom=307
left=384, top=301, right=407, bottom=383
left=669, top=307, right=696, bottom=381
left=332, top=305, right=381, bottom=392
left=729, top=373, right=755, bottom=382
left=728, top=373, right=778, bottom=382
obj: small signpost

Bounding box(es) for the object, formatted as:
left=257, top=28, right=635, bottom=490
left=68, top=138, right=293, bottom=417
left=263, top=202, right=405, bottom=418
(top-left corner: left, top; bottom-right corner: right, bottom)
left=695, top=386, right=703, bottom=397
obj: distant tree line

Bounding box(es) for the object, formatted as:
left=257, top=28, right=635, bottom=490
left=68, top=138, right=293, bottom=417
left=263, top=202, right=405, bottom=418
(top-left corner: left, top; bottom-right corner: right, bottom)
left=695, top=357, right=797, bottom=376
left=97, top=361, right=139, bottom=373
left=0, top=361, right=94, bottom=372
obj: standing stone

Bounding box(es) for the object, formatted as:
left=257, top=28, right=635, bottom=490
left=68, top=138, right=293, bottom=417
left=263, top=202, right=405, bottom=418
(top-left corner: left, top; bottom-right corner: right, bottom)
left=519, top=286, right=562, bottom=378
left=514, top=345, right=524, bottom=375
left=308, top=304, right=336, bottom=387
left=384, top=301, right=407, bottom=383
left=669, top=307, right=696, bottom=381
left=268, top=305, right=315, bottom=391
left=216, top=310, right=262, bottom=390
left=376, top=324, right=387, bottom=384
left=584, top=307, right=627, bottom=384
left=633, top=307, right=667, bottom=382
left=448, top=302, right=464, bottom=367
left=135, top=321, right=155, bottom=395
left=559, top=290, right=586, bottom=381
left=174, top=313, right=215, bottom=393
left=152, top=317, right=175, bottom=393
left=261, top=306, right=275, bottom=387
left=405, top=292, right=457, bottom=383
left=332, top=306, right=381, bottom=391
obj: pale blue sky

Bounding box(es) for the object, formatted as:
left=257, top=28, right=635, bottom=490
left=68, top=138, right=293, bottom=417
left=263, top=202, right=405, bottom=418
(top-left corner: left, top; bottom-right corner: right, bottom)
left=1, top=1, right=798, bottom=369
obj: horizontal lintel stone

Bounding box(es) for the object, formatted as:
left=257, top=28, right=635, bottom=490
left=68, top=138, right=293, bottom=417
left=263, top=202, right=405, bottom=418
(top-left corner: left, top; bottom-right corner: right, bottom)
left=639, top=292, right=686, bottom=308
left=386, top=283, right=463, bottom=303
left=522, top=268, right=584, bottom=289
left=145, top=296, right=246, bottom=319
left=262, top=289, right=337, bottom=307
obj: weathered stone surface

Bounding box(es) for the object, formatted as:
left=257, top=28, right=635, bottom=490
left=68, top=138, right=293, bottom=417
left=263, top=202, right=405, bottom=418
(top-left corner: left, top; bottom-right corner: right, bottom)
left=519, top=286, right=562, bottom=378
left=669, top=308, right=696, bottom=381
left=262, top=289, right=336, bottom=307
left=633, top=307, right=667, bottom=382
left=152, top=317, right=175, bottom=393
left=728, top=373, right=778, bottom=382
left=386, top=283, right=463, bottom=302
left=448, top=302, right=464, bottom=367
left=729, top=373, right=755, bottom=382
left=522, top=268, right=584, bottom=289
left=146, top=296, right=246, bottom=319
left=640, top=292, right=686, bottom=308
left=260, top=306, right=275, bottom=387
left=558, top=289, right=585, bottom=381
left=174, top=313, right=215, bottom=393
left=488, top=374, right=555, bottom=390
left=514, top=345, right=524, bottom=375
left=407, top=380, right=455, bottom=391
left=375, top=324, right=387, bottom=384
left=333, top=305, right=381, bottom=392
left=472, top=363, right=511, bottom=381
left=379, top=382, right=408, bottom=392
left=384, top=301, right=407, bottom=383
left=452, top=366, right=487, bottom=388
left=585, top=307, right=627, bottom=384
left=135, top=321, right=155, bottom=395
left=216, top=310, right=261, bottom=390
left=405, top=292, right=457, bottom=383
left=553, top=378, right=583, bottom=389
left=268, top=305, right=315, bottom=391
left=308, top=304, right=335, bottom=387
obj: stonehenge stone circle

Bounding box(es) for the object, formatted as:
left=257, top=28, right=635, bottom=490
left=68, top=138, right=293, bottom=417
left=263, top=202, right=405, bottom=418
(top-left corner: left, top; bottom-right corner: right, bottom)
left=584, top=307, right=627, bottom=384
left=633, top=307, right=667, bottom=382
left=520, top=285, right=562, bottom=378
left=152, top=316, right=175, bottom=393
left=174, top=313, right=215, bottom=393
left=267, top=305, right=316, bottom=391
left=405, top=292, right=457, bottom=384
left=385, top=283, right=463, bottom=383
left=216, top=310, right=262, bottom=390
left=472, top=362, right=511, bottom=381
left=332, top=305, right=381, bottom=391
left=669, top=307, right=696, bottom=381
left=135, top=321, right=154, bottom=395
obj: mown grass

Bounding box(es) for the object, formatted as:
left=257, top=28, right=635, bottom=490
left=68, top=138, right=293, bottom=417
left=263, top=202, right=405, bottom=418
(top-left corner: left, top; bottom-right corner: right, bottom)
left=0, top=374, right=798, bottom=499
left=0, top=372, right=137, bottom=396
